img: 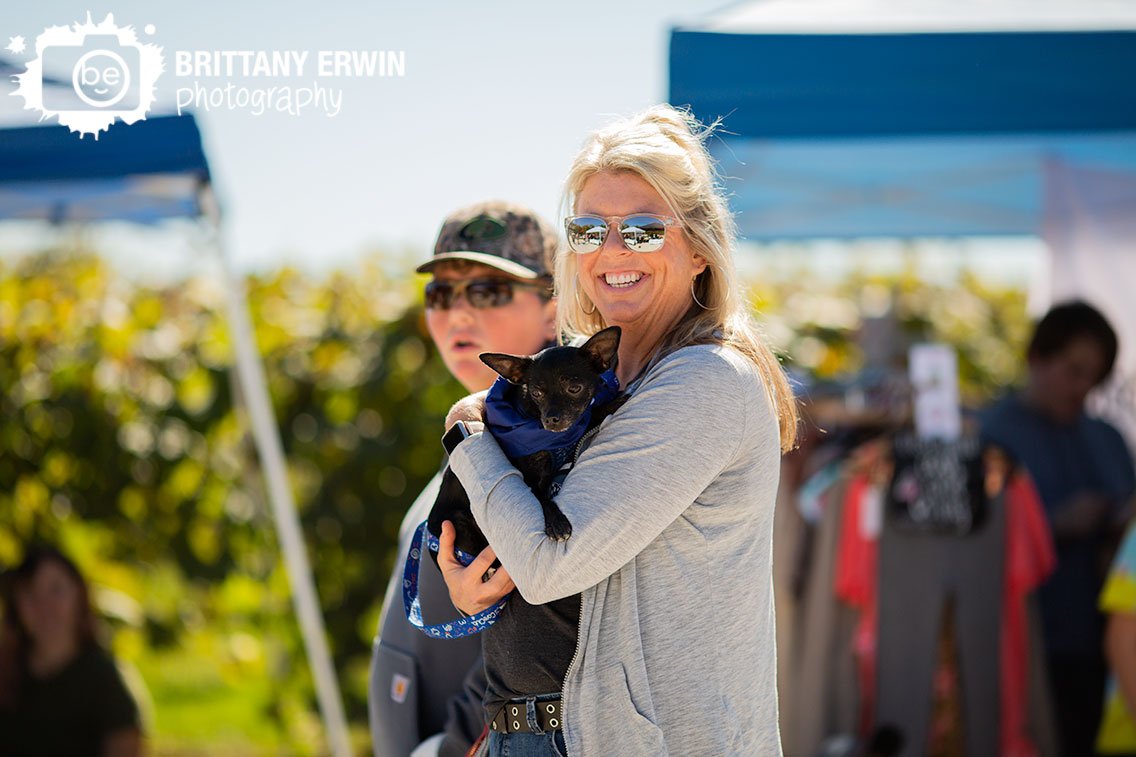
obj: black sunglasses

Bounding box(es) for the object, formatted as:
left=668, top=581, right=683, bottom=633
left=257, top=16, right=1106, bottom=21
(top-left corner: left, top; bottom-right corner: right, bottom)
left=424, top=277, right=549, bottom=310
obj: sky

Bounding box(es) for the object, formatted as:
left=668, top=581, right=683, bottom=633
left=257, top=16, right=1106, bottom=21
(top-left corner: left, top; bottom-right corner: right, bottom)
left=0, top=0, right=737, bottom=274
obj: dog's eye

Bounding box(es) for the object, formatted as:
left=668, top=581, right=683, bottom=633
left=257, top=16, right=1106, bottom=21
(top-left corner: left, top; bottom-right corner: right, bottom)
left=530, top=387, right=544, bottom=399
left=566, top=384, right=583, bottom=395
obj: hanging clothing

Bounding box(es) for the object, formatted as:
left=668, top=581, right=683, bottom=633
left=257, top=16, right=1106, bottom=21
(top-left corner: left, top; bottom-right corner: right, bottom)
left=787, top=475, right=861, bottom=756
left=874, top=481, right=1004, bottom=757
left=832, top=474, right=880, bottom=735
left=1002, top=473, right=1059, bottom=757
left=832, top=465, right=1056, bottom=756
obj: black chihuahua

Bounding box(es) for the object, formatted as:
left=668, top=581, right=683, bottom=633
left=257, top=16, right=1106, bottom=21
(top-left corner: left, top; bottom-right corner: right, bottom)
left=427, top=326, right=624, bottom=569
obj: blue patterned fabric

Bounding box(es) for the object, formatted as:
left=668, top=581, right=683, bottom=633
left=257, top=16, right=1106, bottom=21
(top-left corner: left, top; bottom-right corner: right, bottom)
left=484, top=369, right=619, bottom=459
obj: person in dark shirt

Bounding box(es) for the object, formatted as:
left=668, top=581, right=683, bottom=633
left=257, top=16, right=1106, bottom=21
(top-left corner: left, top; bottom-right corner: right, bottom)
left=0, top=545, right=142, bottom=757
left=369, top=201, right=560, bottom=757
left=981, top=300, right=1136, bottom=757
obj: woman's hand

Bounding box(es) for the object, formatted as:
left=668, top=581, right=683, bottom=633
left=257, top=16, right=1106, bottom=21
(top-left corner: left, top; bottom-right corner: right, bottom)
left=445, top=391, right=488, bottom=431
left=437, top=520, right=515, bottom=615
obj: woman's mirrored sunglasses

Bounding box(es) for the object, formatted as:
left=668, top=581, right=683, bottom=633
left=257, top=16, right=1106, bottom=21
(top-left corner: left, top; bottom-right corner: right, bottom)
left=424, top=277, right=549, bottom=310
left=564, top=214, right=676, bottom=254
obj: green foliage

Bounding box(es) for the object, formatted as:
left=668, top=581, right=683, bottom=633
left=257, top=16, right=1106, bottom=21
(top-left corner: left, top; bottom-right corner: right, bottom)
left=0, top=247, right=1030, bottom=751
left=1, top=249, right=461, bottom=752
left=748, top=263, right=1031, bottom=404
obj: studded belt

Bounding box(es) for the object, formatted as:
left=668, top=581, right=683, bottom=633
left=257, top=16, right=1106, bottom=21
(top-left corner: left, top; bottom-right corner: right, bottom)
left=490, top=698, right=562, bottom=733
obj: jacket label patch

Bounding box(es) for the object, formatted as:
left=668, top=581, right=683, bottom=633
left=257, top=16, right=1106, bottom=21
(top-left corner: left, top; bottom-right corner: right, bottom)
left=390, top=673, right=410, bottom=704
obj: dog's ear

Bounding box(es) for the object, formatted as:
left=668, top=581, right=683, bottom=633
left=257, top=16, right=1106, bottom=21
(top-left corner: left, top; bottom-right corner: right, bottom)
left=480, top=353, right=533, bottom=385
left=579, top=326, right=621, bottom=373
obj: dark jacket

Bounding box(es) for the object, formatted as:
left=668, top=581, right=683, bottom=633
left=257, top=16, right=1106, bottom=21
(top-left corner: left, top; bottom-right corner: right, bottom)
left=370, top=471, right=487, bottom=757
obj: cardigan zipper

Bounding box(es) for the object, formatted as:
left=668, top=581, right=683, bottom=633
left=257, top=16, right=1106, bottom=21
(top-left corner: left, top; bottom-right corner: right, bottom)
left=558, top=592, right=585, bottom=756
left=571, top=423, right=604, bottom=464
left=557, top=420, right=608, bottom=756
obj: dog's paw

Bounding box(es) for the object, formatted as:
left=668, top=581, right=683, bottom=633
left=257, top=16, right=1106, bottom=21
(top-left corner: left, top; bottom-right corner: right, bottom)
left=544, top=510, right=573, bottom=542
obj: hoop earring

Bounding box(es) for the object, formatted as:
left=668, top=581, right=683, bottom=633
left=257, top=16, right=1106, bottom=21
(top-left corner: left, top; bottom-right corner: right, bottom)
left=691, top=278, right=712, bottom=310
left=575, top=286, right=596, bottom=315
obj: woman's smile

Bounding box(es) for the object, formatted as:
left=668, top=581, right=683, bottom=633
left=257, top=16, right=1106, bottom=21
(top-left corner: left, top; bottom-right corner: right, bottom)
left=599, top=270, right=648, bottom=290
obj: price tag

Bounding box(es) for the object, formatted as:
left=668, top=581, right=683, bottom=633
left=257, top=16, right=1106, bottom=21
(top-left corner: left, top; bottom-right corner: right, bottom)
left=909, top=343, right=961, bottom=441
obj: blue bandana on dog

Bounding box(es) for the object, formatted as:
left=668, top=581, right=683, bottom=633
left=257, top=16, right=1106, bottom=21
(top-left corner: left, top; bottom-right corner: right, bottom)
left=484, top=367, right=620, bottom=458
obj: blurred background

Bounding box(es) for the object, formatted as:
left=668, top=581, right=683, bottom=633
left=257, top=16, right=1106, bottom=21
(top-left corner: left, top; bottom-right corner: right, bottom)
left=1, top=1, right=1133, bottom=755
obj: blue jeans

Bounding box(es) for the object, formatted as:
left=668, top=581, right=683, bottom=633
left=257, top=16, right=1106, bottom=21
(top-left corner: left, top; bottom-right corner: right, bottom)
left=487, top=694, right=566, bottom=757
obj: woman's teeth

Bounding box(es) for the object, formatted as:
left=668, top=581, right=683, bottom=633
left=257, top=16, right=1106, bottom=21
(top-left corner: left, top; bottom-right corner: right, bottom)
left=604, top=272, right=643, bottom=288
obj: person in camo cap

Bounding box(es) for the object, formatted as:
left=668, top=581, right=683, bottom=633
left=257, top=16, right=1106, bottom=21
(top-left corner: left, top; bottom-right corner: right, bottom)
left=425, top=202, right=555, bottom=281
left=369, top=200, right=558, bottom=757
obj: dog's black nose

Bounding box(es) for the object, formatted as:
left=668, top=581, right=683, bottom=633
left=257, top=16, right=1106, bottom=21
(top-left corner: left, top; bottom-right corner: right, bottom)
left=546, top=415, right=561, bottom=426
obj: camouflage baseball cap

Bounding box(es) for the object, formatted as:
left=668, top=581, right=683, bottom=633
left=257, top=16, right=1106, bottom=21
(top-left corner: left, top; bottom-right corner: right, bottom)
left=416, top=200, right=557, bottom=280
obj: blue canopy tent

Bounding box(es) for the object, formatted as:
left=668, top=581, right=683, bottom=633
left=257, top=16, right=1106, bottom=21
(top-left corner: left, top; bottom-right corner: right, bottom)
left=0, top=113, right=352, bottom=757
left=0, top=116, right=211, bottom=222
left=669, top=0, right=1136, bottom=238
left=669, top=0, right=1136, bottom=416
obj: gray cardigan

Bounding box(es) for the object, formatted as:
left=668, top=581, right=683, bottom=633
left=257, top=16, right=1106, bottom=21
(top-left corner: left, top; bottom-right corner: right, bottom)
left=450, top=344, right=784, bottom=756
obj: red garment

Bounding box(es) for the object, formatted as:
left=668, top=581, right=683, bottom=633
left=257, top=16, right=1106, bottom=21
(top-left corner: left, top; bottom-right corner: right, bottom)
left=834, top=474, right=877, bottom=607
left=833, top=474, right=878, bottom=733
left=832, top=470, right=1055, bottom=754
left=1001, top=472, right=1056, bottom=757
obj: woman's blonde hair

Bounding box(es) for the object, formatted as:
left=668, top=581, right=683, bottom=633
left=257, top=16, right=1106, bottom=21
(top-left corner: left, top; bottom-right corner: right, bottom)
left=556, top=104, right=798, bottom=451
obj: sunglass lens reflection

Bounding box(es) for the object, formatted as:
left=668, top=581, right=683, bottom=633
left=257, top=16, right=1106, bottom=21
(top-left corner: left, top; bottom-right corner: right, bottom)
left=566, top=216, right=607, bottom=253
left=621, top=215, right=668, bottom=252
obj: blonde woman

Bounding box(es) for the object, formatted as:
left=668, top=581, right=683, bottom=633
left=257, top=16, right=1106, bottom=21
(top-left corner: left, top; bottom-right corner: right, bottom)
left=438, top=105, right=798, bottom=756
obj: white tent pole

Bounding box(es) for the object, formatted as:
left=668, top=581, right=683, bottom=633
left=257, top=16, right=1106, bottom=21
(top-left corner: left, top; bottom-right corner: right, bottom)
left=211, top=225, right=353, bottom=757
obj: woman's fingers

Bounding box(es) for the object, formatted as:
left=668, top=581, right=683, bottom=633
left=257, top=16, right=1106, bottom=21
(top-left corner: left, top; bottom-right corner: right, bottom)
left=469, top=546, right=514, bottom=599
left=436, top=521, right=514, bottom=615
left=483, top=563, right=516, bottom=596
left=437, top=520, right=461, bottom=570
left=468, top=543, right=499, bottom=577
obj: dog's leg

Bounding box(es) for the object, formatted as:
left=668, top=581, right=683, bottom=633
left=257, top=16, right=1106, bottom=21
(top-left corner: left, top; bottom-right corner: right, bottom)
left=539, top=494, right=573, bottom=542
left=521, top=451, right=573, bottom=542
left=529, top=450, right=577, bottom=538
